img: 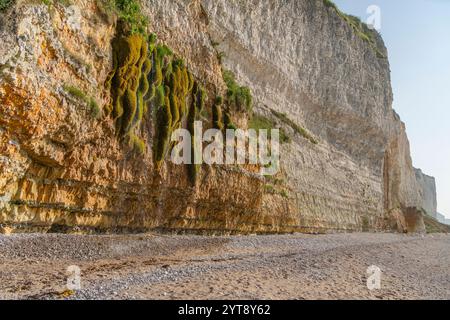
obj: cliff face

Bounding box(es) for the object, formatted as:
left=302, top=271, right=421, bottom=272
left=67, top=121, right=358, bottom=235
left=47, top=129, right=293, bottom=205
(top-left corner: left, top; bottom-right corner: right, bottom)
left=0, top=0, right=434, bottom=234
left=414, top=168, right=437, bottom=218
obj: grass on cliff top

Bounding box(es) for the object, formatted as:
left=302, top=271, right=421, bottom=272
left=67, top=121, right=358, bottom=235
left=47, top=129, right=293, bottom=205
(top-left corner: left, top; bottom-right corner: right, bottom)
left=323, top=0, right=386, bottom=59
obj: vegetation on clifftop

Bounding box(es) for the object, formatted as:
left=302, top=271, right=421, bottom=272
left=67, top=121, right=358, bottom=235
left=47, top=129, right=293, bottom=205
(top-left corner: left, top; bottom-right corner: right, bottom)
left=100, top=0, right=302, bottom=187
left=248, top=114, right=290, bottom=144
left=105, top=30, right=199, bottom=161
left=323, top=0, right=386, bottom=59
left=211, top=69, right=253, bottom=131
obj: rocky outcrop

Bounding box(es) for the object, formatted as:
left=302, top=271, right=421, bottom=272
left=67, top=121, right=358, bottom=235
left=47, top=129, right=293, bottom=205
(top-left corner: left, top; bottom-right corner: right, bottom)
left=414, top=168, right=437, bottom=218
left=0, top=0, right=294, bottom=234
left=0, top=0, right=436, bottom=234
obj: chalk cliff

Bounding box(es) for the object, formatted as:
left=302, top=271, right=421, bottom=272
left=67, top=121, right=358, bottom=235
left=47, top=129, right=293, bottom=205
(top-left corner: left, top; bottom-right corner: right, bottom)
left=0, top=0, right=436, bottom=234
left=414, top=168, right=437, bottom=218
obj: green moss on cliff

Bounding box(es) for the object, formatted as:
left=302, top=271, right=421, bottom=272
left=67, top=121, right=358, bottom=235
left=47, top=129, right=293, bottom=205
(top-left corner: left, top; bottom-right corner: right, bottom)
left=248, top=114, right=290, bottom=144
left=129, top=133, right=146, bottom=155
left=63, top=85, right=101, bottom=119
left=151, top=56, right=195, bottom=168
left=99, top=0, right=209, bottom=186
left=223, top=70, right=252, bottom=113
left=63, top=85, right=86, bottom=101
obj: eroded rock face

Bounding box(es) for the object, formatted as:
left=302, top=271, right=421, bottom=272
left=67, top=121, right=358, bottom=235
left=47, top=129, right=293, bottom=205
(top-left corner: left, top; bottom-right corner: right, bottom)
left=202, top=0, right=429, bottom=231
left=414, top=168, right=437, bottom=218
left=0, top=0, right=434, bottom=234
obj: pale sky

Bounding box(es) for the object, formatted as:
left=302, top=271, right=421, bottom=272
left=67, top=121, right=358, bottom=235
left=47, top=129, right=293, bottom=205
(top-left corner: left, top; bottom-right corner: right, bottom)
left=334, top=0, right=450, bottom=218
